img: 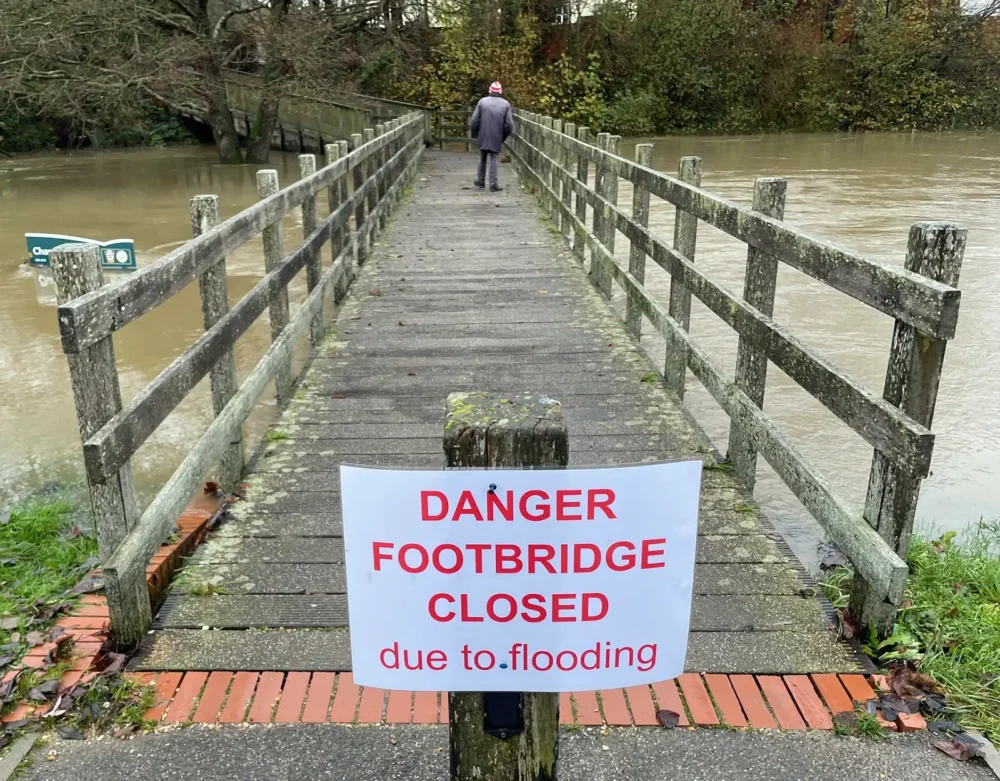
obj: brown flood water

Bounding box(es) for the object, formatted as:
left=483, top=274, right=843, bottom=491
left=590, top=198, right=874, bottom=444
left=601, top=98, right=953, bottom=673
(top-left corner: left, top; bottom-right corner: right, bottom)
left=0, top=135, right=996, bottom=568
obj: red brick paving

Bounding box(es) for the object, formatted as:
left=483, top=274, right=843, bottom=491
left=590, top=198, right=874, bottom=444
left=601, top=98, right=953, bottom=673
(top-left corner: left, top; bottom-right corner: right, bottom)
left=219, top=672, right=258, bottom=723
left=650, top=679, right=689, bottom=727
left=301, top=673, right=336, bottom=723
left=730, top=674, right=776, bottom=730
left=757, top=676, right=806, bottom=730
left=624, top=685, right=657, bottom=726
left=192, top=671, right=233, bottom=724
left=274, top=672, right=311, bottom=723
left=412, top=691, right=439, bottom=724
left=784, top=676, right=833, bottom=730
left=247, top=672, right=284, bottom=723
left=678, top=673, right=719, bottom=726
left=705, top=674, right=747, bottom=728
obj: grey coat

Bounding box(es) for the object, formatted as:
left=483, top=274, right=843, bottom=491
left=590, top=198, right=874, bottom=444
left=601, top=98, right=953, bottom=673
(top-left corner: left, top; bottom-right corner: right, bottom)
left=469, top=95, right=514, bottom=154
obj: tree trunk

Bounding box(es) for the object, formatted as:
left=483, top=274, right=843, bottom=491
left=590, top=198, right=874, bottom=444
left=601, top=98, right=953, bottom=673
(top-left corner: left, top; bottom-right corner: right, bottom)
left=204, top=63, right=243, bottom=164
left=246, top=92, right=280, bottom=164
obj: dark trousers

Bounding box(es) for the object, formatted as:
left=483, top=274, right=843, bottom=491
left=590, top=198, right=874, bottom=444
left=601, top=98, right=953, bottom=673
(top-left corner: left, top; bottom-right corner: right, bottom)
left=476, top=150, right=498, bottom=188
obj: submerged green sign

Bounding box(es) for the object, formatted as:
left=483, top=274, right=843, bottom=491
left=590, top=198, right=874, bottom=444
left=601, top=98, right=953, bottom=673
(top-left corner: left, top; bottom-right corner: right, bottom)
left=25, top=233, right=137, bottom=270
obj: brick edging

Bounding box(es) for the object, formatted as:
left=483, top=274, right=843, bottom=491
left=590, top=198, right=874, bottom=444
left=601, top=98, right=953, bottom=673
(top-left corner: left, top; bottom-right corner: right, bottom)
left=0, top=495, right=221, bottom=725
left=132, top=670, right=926, bottom=733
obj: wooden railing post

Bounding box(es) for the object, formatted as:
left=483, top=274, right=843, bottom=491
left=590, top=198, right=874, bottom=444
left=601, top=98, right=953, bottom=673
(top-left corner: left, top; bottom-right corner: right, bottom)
left=256, top=169, right=293, bottom=403
left=850, top=221, right=966, bottom=634
left=350, top=133, right=368, bottom=267
left=551, top=119, right=563, bottom=225
left=375, top=123, right=388, bottom=232
left=50, top=243, right=149, bottom=648
left=592, top=133, right=620, bottom=299
left=561, top=122, right=575, bottom=240
left=540, top=117, right=553, bottom=215
left=298, top=154, right=323, bottom=346
left=190, top=195, right=244, bottom=492
left=439, top=108, right=445, bottom=150
left=444, top=393, right=565, bottom=781
left=625, top=144, right=654, bottom=339
left=364, top=128, right=377, bottom=245
left=664, top=156, right=703, bottom=397
left=573, top=126, right=590, bottom=264
left=51, top=243, right=141, bottom=557
left=325, top=142, right=348, bottom=303
left=727, top=178, right=787, bottom=490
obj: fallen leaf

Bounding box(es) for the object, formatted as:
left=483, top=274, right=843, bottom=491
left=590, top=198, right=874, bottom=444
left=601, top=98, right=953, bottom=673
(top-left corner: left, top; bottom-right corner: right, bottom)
left=834, top=711, right=858, bottom=728
left=55, top=726, right=85, bottom=741
left=945, top=607, right=958, bottom=618
left=840, top=608, right=857, bottom=641
left=928, top=721, right=964, bottom=734
left=0, top=733, right=8, bottom=750
left=100, top=652, right=127, bottom=675
left=818, top=542, right=849, bottom=570
left=112, top=724, right=136, bottom=739
left=50, top=627, right=68, bottom=645
left=0, top=617, right=18, bottom=631
left=932, top=739, right=974, bottom=761
left=0, top=654, right=14, bottom=669
left=3, top=718, right=29, bottom=731
left=25, top=631, right=45, bottom=648
left=66, top=526, right=83, bottom=539
left=656, top=709, right=680, bottom=729
left=71, top=579, right=104, bottom=595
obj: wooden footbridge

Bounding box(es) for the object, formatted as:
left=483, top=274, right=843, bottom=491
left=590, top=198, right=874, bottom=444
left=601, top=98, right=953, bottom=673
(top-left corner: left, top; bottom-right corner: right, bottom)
left=50, top=111, right=964, bottom=688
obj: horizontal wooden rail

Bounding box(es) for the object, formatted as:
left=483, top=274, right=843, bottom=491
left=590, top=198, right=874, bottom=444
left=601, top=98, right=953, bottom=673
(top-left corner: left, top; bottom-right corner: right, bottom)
left=508, top=138, right=909, bottom=604
left=56, top=117, right=422, bottom=355
left=102, top=142, right=425, bottom=645
left=80, top=133, right=421, bottom=484
left=512, top=130, right=934, bottom=479
left=53, top=113, right=425, bottom=647
left=517, top=114, right=961, bottom=340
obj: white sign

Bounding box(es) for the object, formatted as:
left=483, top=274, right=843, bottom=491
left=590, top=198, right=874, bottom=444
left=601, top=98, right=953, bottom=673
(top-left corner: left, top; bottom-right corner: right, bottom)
left=341, top=461, right=701, bottom=692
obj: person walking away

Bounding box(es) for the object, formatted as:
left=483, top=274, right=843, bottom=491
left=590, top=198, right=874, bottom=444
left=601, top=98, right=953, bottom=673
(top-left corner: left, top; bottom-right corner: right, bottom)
left=469, top=81, right=513, bottom=192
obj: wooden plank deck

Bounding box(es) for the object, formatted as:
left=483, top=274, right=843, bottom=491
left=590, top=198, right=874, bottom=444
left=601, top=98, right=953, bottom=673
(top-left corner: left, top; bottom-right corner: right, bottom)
left=131, top=151, right=862, bottom=675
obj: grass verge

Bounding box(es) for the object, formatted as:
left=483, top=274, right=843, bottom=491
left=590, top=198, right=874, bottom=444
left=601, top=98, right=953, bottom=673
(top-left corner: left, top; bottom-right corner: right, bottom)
left=0, top=500, right=98, bottom=651
left=823, top=523, right=1000, bottom=743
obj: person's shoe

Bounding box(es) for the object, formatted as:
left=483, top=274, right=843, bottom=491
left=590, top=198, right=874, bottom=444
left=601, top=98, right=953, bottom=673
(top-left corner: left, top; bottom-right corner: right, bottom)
left=474, top=180, right=485, bottom=189
left=490, top=185, right=503, bottom=192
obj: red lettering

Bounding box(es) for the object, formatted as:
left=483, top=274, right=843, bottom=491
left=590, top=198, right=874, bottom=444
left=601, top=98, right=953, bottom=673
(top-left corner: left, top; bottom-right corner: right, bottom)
left=399, top=543, right=429, bottom=573
left=642, top=538, right=666, bottom=569
left=460, top=594, right=483, bottom=623
left=432, top=543, right=463, bottom=574
left=380, top=642, right=400, bottom=669
left=582, top=592, right=609, bottom=621
left=573, top=543, right=601, bottom=573
left=496, top=544, right=523, bottom=573
left=551, top=593, right=575, bottom=622
left=486, top=594, right=517, bottom=622
left=606, top=541, right=636, bottom=571
left=588, top=489, right=616, bottom=520
left=452, top=490, right=484, bottom=521
left=556, top=489, right=582, bottom=520
left=527, top=544, right=556, bottom=574
left=427, top=650, right=447, bottom=671
left=421, top=490, right=447, bottom=521
left=519, top=489, right=550, bottom=521
left=372, top=541, right=393, bottom=571
left=486, top=490, right=514, bottom=521
left=467, top=543, right=489, bottom=573
left=428, top=593, right=454, bottom=621
left=520, top=593, right=546, bottom=622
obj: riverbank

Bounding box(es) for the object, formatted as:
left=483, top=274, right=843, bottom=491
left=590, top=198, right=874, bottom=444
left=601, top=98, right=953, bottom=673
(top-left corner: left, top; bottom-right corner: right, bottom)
left=824, top=524, right=1000, bottom=745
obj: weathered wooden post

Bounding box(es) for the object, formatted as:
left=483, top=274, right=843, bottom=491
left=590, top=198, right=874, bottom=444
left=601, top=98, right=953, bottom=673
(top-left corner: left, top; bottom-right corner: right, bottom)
left=256, top=169, right=293, bottom=403
left=350, top=133, right=368, bottom=267
left=727, top=178, right=787, bottom=490
left=625, top=144, right=654, bottom=339
left=663, top=156, right=703, bottom=397
left=591, top=133, right=620, bottom=299
left=439, top=108, right=445, bottom=150
left=540, top=117, right=553, bottom=215
left=443, top=392, right=564, bottom=781
left=190, top=195, right=244, bottom=492
left=561, top=122, right=575, bottom=240
left=573, top=127, right=590, bottom=264
left=364, top=128, right=378, bottom=245
left=51, top=244, right=141, bottom=559
left=298, top=154, right=324, bottom=346
left=375, top=124, right=388, bottom=232
left=551, top=119, right=563, bottom=223
left=325, top=143, right=348, bottom=304
left=850, top=221, right=966, bottom=634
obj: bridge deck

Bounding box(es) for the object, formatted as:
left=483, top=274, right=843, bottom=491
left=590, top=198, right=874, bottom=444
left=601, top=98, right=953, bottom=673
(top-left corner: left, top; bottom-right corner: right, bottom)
left=133, top=151, right=861, bottom=675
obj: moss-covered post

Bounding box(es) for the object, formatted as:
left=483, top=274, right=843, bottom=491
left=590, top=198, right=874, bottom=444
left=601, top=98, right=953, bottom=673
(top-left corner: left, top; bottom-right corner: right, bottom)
left=591, top=134, right=620, bottom=299
left=561, top=122, right=575, bottom=240
left=325, top=143, right=348, bottom=304
left=664, top=156, right=703, bottom=398
left=298, top=154, right=323, bottom=346
left=573, top=127, right=590, bottom=264
left=850, top=222, right=966, bottom=635
left=256, top=169, right=293, bottom=403
left=727, top=177, right=787, bottom=490
left=350, top=133, right=368, bottom=267
left=190, top=195, right=244, bottom=492
left=443, top=392, right=565, bottom=781
left=625, top=144, right=654, bottom=339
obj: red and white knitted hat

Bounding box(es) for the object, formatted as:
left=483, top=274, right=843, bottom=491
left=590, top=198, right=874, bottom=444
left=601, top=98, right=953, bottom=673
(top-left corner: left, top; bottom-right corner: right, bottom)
left=489, top=81, right=503, bottom=95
